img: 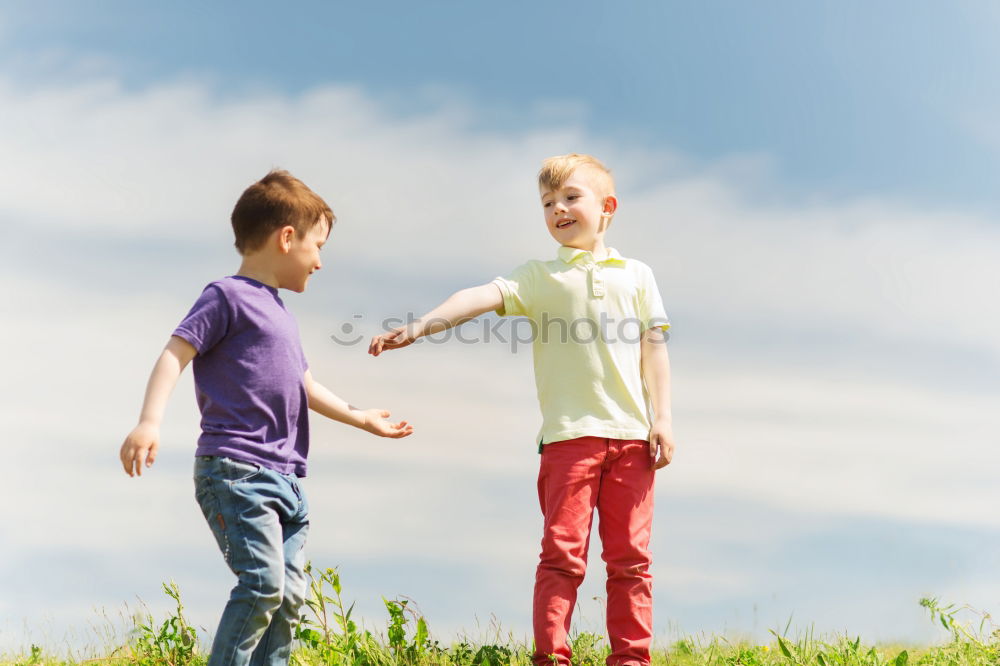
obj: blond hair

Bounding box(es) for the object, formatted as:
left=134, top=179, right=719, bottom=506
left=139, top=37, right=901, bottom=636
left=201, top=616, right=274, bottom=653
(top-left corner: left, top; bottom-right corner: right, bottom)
left=538, top=153, right=615, bottom=199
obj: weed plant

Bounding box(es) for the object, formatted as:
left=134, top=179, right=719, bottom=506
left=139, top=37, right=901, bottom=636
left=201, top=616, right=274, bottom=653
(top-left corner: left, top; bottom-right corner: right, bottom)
left=1, top=566, right=995, bottom=666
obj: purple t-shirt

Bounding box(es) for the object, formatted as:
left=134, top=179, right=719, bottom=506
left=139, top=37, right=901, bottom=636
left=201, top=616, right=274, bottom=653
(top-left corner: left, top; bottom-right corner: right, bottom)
left=173, top=276, right=310, bottom=476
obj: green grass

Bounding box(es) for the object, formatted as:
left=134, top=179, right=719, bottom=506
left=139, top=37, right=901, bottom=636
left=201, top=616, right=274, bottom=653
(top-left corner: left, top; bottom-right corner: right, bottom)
left=2, top=565, right=996, bottom=665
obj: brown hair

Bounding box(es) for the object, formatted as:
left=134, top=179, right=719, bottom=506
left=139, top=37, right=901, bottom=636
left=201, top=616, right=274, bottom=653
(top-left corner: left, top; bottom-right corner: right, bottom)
left=231, top=169, right=334, bottom=255
left=538, top=153, right=615, bottom=199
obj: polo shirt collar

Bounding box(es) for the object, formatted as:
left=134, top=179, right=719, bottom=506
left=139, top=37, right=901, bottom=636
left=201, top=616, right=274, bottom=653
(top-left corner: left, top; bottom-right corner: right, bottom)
left=557, top=246, right=626, bottom=266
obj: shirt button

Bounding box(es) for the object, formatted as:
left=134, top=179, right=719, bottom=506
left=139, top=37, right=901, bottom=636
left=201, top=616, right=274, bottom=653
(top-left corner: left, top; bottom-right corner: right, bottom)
left=591, top=269, right=605, bottom=297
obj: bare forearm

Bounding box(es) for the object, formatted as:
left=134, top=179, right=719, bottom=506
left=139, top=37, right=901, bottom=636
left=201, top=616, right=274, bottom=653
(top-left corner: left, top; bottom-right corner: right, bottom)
left=305, top=376, right=365, bottom=428
left=122, top=336, right=195, bottom=476
left=304, top=371, right=413, bottom=439
left=641, top=331, right=672, bottom=423
left=369, top=283, right=502, bottom=357
left=409, top=284, right=502, bottom=339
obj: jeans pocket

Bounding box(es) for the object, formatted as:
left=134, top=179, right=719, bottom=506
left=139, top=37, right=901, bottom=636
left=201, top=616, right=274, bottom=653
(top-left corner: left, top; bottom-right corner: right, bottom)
left=219, top=457, right=264, bottom=484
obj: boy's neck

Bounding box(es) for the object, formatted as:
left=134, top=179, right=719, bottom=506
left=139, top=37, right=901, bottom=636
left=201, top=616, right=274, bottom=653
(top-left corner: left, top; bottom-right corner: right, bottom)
left=236, top=255, right=280, bottom=289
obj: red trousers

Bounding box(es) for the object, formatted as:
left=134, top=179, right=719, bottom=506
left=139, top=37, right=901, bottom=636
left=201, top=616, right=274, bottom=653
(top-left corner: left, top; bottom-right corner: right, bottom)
left=532, top=437, right=656, bottom=666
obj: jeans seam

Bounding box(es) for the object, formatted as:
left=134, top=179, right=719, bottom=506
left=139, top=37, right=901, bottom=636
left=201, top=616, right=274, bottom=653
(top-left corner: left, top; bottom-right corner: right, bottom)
left=216, top=479, right=273, bottom=663
left=196, top=477, right=232, bottom=564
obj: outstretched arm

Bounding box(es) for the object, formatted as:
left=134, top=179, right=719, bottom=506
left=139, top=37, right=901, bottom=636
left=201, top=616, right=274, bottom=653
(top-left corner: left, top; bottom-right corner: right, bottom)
left=304, top=370, right=413, bottom=438
left=119, top=335, right=198, bottom=477
left=641, top=327, right=674, bottom=470
left=368, top=282, right=503, bottom=356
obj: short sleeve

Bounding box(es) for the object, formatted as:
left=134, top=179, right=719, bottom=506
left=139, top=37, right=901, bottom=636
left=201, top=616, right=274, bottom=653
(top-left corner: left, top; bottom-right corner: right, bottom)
left=636, top=263, right=670, bottom=332
left=493, top=262, right=536, bottom=318
left=172, top=284, right=231, bottom=354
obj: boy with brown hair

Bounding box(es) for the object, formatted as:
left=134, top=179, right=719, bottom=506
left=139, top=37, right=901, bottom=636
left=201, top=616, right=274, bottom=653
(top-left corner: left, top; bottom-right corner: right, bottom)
left=370, top=154, right=673, bottom=665
left=119, top=169, right=413, bottom=666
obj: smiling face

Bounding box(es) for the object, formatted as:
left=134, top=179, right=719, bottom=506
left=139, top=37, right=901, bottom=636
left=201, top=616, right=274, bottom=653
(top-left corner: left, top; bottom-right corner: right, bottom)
left=278, top=214, right=331, bottom=292
left=540, top=166, right=618, bottom=253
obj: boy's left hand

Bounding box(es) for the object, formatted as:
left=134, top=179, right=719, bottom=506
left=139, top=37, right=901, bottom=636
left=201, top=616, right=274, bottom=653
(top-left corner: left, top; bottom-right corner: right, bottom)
left=361, top=408, right=414, bottom=438
left=648, top=419, right=674, bottom=470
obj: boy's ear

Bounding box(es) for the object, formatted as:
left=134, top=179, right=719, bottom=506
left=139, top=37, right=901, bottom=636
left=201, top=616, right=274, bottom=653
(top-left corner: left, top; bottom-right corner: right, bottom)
left=600, top=195, right=618, bottom=233
left=277, top=225, right=296, bottom=253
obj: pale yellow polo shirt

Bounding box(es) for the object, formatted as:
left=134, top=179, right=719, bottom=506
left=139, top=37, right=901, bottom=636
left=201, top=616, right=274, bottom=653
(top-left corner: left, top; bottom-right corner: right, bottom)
left=493, top=246, right=670, bottom=447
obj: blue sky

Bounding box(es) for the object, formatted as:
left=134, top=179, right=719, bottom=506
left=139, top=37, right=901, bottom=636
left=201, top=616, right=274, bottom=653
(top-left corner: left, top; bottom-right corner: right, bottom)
left=1, top=0, right=999, bottom=656
left=5, top=1, right=1000, bottom=210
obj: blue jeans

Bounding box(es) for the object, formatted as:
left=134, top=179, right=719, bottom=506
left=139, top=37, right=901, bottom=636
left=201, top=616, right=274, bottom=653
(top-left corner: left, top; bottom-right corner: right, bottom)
left=194, top=456, right=310, bottom=666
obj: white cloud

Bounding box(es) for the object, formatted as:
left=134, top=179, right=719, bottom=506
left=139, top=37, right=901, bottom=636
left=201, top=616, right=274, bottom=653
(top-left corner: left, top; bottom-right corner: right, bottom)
left=4, top=69, right=997, bottom=356
left=1, top=69, right=998, bottom=650
left=615, top=181, right=1000, bottom=359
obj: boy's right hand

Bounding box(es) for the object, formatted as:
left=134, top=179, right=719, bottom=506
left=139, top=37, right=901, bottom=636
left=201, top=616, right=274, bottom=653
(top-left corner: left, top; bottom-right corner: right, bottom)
left=368, top=327, right=416, bottom=357
left=360, top=408, right=414, bottom=438
left=120, top=422, right=160, bottom=477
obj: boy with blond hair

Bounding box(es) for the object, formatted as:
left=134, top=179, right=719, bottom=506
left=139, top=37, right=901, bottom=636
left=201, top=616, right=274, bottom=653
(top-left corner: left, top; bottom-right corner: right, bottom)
left=120, top=170, right=413, bottom=666
left=370, top=154, right=673, bottom=665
